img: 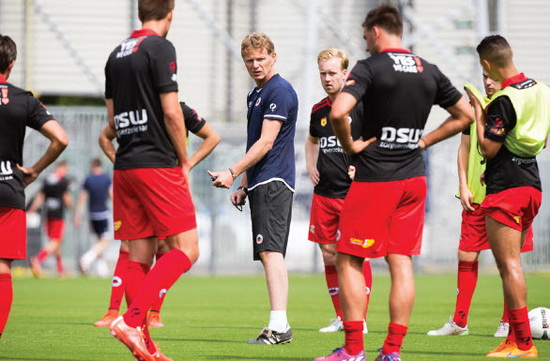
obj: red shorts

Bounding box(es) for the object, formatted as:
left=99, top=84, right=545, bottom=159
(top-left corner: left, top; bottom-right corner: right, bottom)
left=113, top=168, right=196, bottom=240
left=46, top=218, right=65, bottom=240
left=0, top=207, right=26, bottom=260
left=308, top=194, right=345, bottom=244
left=336, top=177, right=426, bottom=259
left=480, top=187, right=541, bottom=232
left=459, top=203, right=534, bottom=252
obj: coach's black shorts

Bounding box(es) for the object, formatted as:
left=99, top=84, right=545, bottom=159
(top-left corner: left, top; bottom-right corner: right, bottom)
left=249, top=181, right=293, bottom=261
left=91, top=219, right=109, bottom=238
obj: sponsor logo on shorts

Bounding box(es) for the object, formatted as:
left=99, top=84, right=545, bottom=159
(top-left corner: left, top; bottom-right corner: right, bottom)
left=309, top=225, right=315, bottom=234
left=256, top=234, right=263, bottom=244
left=456, top=288, right=460, bottom=296
left=350, top=238, right=375, bottom=248
left=336, top=230, right=341, bottom=242
left=159, top=288, right=167, bottom=298
left=365, top=286, right=371, bottom=295
left=321, top=117, right=327, bottom=127
left=112, top=276, right=122, bottom=287
left=114, top=221, right=122, bottom=231
left=513, top=215, right=521, bottom=224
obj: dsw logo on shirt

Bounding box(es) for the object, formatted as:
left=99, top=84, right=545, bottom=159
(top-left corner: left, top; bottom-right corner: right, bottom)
left=115, top=109, right=148, bottom=136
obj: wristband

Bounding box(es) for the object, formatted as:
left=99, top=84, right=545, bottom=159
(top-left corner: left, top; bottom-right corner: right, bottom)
left=237, top=186, right=248, bottom=194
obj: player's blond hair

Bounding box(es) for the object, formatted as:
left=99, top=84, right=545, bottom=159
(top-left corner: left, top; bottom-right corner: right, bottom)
left=241, top=32, right=275, bottom=57
left=317, top=48, right=349, bottom=70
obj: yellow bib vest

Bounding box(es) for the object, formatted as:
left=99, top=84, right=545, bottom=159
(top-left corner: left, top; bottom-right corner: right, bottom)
left=488, top=79, right=550, bottom=158
left=458, top=83, right=488, bottom=204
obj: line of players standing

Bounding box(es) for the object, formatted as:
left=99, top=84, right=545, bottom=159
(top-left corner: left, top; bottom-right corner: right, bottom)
left=1, top=1, right=549, bottom=360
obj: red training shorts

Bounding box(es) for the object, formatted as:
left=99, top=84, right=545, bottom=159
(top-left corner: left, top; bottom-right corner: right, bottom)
left=336, top=177, right=427, bottom=259
left=46, top=218, right=65, bottom=241
left=113, top=168, right=196, bottom=240
left=459, top=203, right=533, bottom=252
left=480, top=186, right=541, bottom=232
left=0, top=207, right=26, bottom=260
left=308, top=194, right=345, bottom=244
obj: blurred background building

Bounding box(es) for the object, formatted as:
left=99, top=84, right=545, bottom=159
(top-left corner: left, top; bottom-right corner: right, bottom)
left=1, top=0, right=549, bottom=275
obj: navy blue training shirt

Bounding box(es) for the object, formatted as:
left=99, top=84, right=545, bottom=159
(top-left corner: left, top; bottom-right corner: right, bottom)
left=83, top=173, right=111, bottom=214
left=245, top=74, right=298, bottom=190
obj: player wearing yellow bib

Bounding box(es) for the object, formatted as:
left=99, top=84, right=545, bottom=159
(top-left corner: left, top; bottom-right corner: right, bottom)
left=469, top=34, right=550, bottom=358
left=428, top=73, right=533, bottom=338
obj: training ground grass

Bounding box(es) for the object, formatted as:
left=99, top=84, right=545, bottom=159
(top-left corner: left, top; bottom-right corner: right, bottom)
left=1, top=273, right=549, bottom=360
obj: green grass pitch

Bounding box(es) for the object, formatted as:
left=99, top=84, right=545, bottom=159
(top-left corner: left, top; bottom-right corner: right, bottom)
left=1, top=273, right=549, bottom=360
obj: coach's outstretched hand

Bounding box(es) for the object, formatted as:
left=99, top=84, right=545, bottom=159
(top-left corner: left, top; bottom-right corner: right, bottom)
left=208, top=169, right=234, bottom=189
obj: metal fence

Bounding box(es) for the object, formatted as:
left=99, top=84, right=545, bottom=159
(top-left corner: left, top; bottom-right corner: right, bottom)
left=21, top=106, right=550, bottom=276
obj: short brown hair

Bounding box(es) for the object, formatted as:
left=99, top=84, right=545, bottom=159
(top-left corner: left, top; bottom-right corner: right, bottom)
left=362, top=4, right=403, bottom=36
left=0, top=34, right=17, bottom=73
left=317, top=48, right=349, bottom=70
left=241, top=32, right=275, bottom=57
left=476, top=35, right=513, bottom=67
left=138, top=0, right=174, bottom=22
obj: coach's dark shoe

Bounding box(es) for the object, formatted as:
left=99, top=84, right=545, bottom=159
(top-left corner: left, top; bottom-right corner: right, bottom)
left=247, top=326, right=293, bottom=345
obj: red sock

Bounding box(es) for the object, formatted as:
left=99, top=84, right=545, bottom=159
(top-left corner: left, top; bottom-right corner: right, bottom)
left=453, top=261, right=478, bottom=327
left=124, top=261, right=150, bottom=309
left=142, top=324, right=157, bottom=354
left=501, top=300, right=509, bottom=323
left=0, top=274, right=13, bottom=337
left=55, top=254, right=64, bottom=274
left=108, top=250, right=129, bottom=311
left=505, top=303, right=517, bottom=343
left=382, top=322, right=408, bottom=355
left=150, top=252, right=167, bottom=312
left=343, top=320, right=363, bottom=355
left=362, top=260, right=372, bottom=316
left=324, top=265, right=342, bottom=319
left=124, top=249, right=191, bottom=328
left=36, top=249, right=49, bottom=263
left=509, top=307, right=533, bottom=350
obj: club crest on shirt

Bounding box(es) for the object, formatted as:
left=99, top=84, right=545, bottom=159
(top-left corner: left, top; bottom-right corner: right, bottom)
left=321, top=117, right=327, bottom=127
left=255, top=97, right=262, bottom=106
left=256, top=234, right=264, bottom=244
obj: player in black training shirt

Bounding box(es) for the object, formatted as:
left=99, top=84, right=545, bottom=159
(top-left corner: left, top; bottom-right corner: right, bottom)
left=314, top=5, right=474, bottom=361
left=305, top=48, right=371, bottom=334
left=94, top=101, right=220, bottom=330
left=28, top=161, right=72, bottom=277
left=104, top=2, right=199, bottom=360
left=468, top=35, right=550, bottom=358
left=0, top=34, right=67, bottom=339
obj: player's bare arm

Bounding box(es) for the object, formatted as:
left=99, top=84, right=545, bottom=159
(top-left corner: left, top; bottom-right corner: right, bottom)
left=98, top=124, right=116, bottom=163
left=467, top=93, right=502, bottom=160
left=209, top=118, right=282, bottom=189
left=189, top=123, right=221, bottom=169
left=63, top=190, right=73, bottom=211
left=305, top=135, right=320, bottom=185
left=27, top=191, right=45, bottom=214
left=160, top=91, right=189, bottom=172
left=419, top=97, right=474, bottom=149
left=457, top=134, right=475, bottom=212
left=330, top=92, right=376, bottom=154
left=73, top=189, right=88, bottom=228
left=17, top=120, right=68, bottom=187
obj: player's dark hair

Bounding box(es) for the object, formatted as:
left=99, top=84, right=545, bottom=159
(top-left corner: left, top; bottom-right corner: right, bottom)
left=91, top=158, right=102, bottom=168
left=0, top=34, right=17, bottom=74
left=138, top=0, right=174, bottom=22
left=476, top=35, right=513, bottom=67
left=362, top=4, right=403, bottom=36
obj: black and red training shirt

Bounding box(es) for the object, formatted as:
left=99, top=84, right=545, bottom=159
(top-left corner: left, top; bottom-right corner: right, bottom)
left=105, top=29, right=180, bottom=170
left=342, top=49, right=462, bottom=182
left=0, top=75, right=54, bottom=209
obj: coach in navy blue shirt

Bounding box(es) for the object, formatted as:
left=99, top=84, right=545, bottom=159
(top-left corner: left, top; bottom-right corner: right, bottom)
left=209, top=32, right=298, bottom=345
